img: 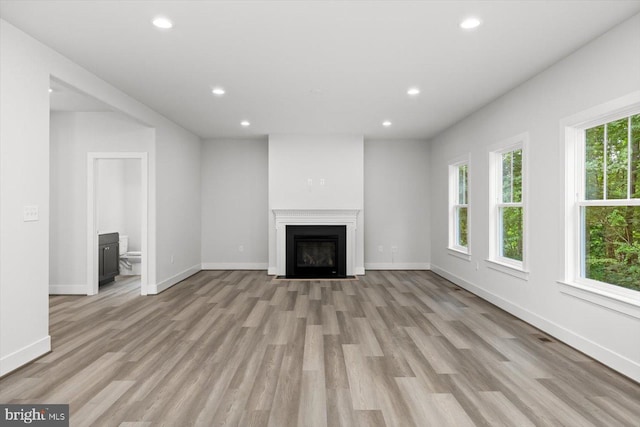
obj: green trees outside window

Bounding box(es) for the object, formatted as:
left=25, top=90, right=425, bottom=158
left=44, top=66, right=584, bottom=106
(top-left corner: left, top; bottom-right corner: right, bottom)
left=458, top=206, right=468, bottom=248
left=499, top=149, right=524, bottom=262
left=501, top=206, right=523, bottom=261
left=456, top=164, right=468, bottom=248
left=450, top=161, right=469, bottom=252
left=582, top=114, right=640, bottom=291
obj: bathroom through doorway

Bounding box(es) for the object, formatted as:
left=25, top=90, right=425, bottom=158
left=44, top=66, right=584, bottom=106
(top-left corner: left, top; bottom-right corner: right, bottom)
left=88, top=152, right=149, bottom=295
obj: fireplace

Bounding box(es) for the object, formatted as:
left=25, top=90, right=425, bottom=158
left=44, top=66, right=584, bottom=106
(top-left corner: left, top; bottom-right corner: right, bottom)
left=272, top=209, right=359, bottom=277
left=286, top=225, right=346, bottom=278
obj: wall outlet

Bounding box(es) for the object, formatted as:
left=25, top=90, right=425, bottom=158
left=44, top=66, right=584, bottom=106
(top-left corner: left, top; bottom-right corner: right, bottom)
left=307, top=178, right=313, bottom=186
left=239, top=245, right=244, bottom=252
left=320, top=178, right=325, bottom=186
left=23, top=205, right=39, bottom=222
left=378, top=245, right=383, bottom=253
left=391, top=246, right=398, bottom=253
left=170, top=255, right=174, bottom=264
left=476, top=261, right=480, bottom=271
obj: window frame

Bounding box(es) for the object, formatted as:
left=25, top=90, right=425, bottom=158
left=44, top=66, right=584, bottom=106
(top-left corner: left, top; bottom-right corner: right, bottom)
left=560, top=92, right=640, bottom=317
left=487, top=133, right=529, bottom=279
left=448, top=156, right=470, bottom=258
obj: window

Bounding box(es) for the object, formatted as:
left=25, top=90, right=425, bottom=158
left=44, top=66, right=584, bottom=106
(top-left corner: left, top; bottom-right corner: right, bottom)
left=579, top=114, right=640, bottom=292
left=488, top=134, right=528, bottom=277
left=560, top=94, right=640, bottom=315
left=449, top=160, right=469, bottom=254
left=498, top=148, right=523, bottom=261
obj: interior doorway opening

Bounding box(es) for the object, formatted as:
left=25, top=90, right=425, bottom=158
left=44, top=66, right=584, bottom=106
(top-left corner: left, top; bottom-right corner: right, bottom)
left=88, top=153, right=149, bottom=295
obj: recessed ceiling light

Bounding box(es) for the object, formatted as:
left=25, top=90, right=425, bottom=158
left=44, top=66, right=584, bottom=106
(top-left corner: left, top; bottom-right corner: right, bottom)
left=212, top=88, right=226, bottom=96
left=407, top=87, right=420, bottom=96
left=382, top=121, right=392, bottom=127
left=460, top=17, right=481, bottom=30
left=152, top=17, right=173, bottom=29
left=48, top=88, right=53, bottom=93
left=241, top=120, right=250, bottom=127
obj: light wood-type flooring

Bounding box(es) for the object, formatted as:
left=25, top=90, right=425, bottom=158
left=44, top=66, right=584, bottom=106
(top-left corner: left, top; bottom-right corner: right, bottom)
left=1, top=270, right=639, bottom=426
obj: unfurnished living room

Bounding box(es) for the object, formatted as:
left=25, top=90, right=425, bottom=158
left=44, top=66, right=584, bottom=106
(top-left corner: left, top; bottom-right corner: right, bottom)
left=1, top=1, right=639, bottom=426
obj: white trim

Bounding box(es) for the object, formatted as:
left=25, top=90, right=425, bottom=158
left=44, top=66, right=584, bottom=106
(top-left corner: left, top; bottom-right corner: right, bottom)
left=148, top=264, right=201, bottom=294
left=87, top=152, right=150, bottom=296
left=0, top=336, right=51, bottom=377
left=272, top=209, right=360, bottom=276
left=202, top=262, right=268, bottom=270
left=365, top=263, right=430, bottom=270
left=485, top=259, right=530, bottom=281
left=447, top=249, right=472, bottom=261
left=558, top=281, right=640, bottom=320
left=431, top=264, right=640, bottom=382
left=49, top=284, right=87, bottom=295
left=577, top=199, right=640, bottom=207
left=561, top=125, right=582, bottom=285
left=267, top=267, right=278, bottom=275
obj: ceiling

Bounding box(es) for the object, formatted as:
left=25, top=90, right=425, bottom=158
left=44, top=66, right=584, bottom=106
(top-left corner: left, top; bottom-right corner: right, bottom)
left=2, top=1, right=640, bottom=140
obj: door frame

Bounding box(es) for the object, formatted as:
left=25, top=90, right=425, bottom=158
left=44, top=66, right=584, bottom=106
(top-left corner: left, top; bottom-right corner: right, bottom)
left=87, top=152, right=149, bottom=295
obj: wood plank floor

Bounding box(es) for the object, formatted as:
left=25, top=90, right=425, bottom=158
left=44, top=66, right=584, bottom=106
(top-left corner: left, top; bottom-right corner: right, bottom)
left=1, top=270, right=638, bottom=426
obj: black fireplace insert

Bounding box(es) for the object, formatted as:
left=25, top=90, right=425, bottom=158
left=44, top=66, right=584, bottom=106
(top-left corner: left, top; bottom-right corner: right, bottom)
left=286, top=225, right=346, bottom=278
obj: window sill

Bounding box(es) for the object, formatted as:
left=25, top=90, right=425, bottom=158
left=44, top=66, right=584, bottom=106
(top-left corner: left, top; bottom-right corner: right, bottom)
left=485, top=259, right=529, bottom=281
left=557, top=280, right=640, bottom=320
left=447, top=248, right=471, bottom=261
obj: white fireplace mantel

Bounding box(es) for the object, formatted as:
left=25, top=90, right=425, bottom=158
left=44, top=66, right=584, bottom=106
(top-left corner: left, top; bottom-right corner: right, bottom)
left=273, top=209, right=360, bottom=276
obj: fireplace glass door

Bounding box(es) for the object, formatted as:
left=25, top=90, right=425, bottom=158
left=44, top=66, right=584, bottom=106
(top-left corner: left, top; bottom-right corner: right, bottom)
left=286, top=225, right=346, bottom=278
left=296, top=239, right=337, bottom=270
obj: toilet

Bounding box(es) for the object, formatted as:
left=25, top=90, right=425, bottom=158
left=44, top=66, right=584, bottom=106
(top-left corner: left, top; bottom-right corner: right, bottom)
left=119, top=235, right=142, bottom=275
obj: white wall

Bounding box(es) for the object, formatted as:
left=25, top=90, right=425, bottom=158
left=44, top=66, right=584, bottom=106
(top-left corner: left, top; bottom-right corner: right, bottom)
left=364, top=139, right=430, bottom=269
left=268, top=134, right=365, bottom=274
left=0, top=19, right=202, bottom=375
left=122, top=159, right=142, bottom=252
left=98, top=160, right=126, bottom=235
left=201, top=139, right=268, bottom=269
left=154, top=125, right=202, bottom=291
left=201, top=137, right=432, bottom=273
left=49, top=112, right=151, bottom=292
left=428, top=14, right=640, bottom=381
left=96, top=159, right=141, bottom=251
left=0, top=19, right=50, bottom=377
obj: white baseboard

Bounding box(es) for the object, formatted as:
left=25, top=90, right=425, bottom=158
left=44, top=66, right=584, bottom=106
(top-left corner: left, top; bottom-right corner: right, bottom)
left=355, top=266, right=365, bottom=275
left=365, top=263, right=430, bottom=270
left=49, top=284, right=87, bottom=295
left=201, top=263, right=268, bottom=270
left=148, top=264, right=201, bottom=295
left=430, top=264, right=640, bottom=383
left=0, top=335, right=50, bottom=377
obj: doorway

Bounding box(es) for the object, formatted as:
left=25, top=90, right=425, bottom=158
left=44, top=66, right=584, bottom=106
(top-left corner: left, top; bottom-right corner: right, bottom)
left=88, top=153, right=149, bottom=295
